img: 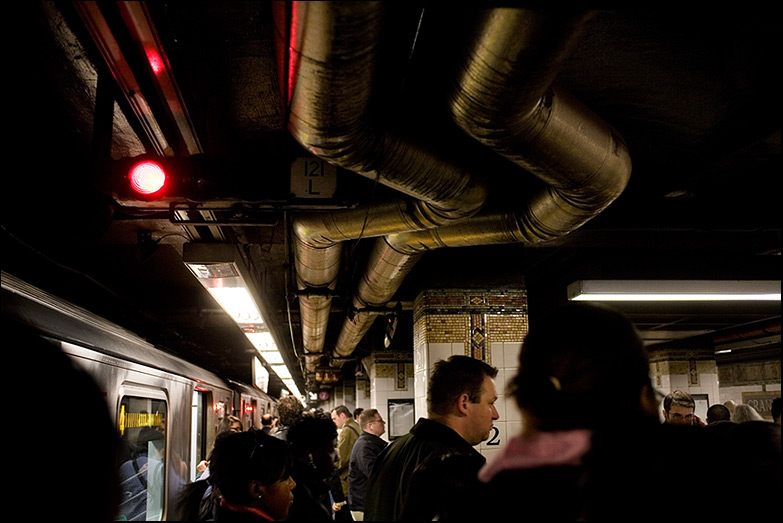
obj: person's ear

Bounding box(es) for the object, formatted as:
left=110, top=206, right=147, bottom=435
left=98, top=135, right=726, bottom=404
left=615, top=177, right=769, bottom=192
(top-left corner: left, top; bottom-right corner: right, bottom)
left=248, top=479, right=264, bottom=502
left=456, top=393, right=471, bottom=416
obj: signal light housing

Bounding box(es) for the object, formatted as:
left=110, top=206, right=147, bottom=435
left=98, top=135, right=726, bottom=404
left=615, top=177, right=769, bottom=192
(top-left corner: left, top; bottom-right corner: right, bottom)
left=97, top=154, right=184, bottom=207
left=128, top=159, right=167, bottom=195
left=97, top=153, right=293, bottom=208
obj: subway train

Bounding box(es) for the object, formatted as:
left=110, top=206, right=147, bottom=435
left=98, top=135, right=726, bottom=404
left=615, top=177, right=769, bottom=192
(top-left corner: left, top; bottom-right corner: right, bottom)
left=2, top=271, right=278, bottom=520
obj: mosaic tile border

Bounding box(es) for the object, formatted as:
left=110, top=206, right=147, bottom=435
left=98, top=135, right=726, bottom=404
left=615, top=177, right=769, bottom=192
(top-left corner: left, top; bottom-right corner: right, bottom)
left=414, top=289, right=528, bottom=322
left=414, top=289, right=529, bottom=366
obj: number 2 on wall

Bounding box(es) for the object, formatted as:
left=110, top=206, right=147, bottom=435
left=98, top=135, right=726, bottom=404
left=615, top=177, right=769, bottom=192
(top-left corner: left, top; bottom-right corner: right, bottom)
left=487, top=426, right=500, bottom=446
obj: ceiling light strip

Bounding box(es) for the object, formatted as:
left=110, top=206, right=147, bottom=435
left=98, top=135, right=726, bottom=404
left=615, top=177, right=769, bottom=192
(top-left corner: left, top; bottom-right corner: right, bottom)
left=568, top=280, right=781, bottom=302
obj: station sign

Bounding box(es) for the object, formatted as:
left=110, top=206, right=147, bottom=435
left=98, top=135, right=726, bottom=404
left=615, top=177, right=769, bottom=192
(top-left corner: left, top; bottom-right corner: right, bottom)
left=290, top=157, right=337, bottom=198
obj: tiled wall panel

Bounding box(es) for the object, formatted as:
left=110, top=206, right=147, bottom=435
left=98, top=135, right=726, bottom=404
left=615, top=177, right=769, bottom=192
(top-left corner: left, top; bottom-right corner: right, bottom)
left=413, top=289, right=528, bottom=459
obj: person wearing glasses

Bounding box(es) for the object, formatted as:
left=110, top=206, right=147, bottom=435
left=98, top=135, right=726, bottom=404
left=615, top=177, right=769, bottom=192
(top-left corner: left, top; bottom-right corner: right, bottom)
left=348, top=409, right=389, bottom=521
left=662, top=390, right=704, bottom=426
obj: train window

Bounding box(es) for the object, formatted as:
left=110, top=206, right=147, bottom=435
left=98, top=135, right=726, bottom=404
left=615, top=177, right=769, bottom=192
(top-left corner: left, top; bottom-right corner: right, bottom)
left=117, top=395, right=168, bottom=522
left=215, top=400, right=227, bottom=418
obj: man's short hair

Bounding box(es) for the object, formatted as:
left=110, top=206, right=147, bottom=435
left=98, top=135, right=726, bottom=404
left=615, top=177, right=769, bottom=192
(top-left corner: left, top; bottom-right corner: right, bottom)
left=663, top=390, right=695, bottom=413
left=427, top=355, right=498, bottom=417
left=332, top=405, right=352, bottom=418
left=358, top=408, right=381, bottom=429
left=706, top=404, right=731, bottom=423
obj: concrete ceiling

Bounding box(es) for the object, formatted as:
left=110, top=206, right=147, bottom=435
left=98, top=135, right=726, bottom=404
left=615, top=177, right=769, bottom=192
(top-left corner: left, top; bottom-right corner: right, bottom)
left=3, top=3, right=780, bottom=397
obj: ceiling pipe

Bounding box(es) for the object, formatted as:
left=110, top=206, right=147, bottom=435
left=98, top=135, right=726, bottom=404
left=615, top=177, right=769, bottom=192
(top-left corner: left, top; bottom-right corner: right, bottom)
left=333, top=9, right=633, bottom=357
left=280, top=2, right=490, bottom=372
left=292, top=200, right=448, bottom=371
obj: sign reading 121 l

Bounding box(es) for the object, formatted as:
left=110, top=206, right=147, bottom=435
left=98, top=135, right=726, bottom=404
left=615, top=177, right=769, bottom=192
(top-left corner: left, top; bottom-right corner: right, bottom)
left=290, top=157, right=337, bottom=198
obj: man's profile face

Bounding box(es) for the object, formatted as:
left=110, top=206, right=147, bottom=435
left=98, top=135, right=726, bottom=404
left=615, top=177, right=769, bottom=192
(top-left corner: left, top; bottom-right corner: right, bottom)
left=465, top=375, right=500, bottom=445
left=331, top=411, right=347, bottom=429
left=665, top=403, right=695, bottom=425
left=368, top=415, right=386, bottom=437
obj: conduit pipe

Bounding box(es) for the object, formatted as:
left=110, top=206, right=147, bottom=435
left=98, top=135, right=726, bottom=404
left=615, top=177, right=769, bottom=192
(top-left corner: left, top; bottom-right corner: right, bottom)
left=333, top=9, right=633, bottom=357
left=282, top=2, right=489, bottom=371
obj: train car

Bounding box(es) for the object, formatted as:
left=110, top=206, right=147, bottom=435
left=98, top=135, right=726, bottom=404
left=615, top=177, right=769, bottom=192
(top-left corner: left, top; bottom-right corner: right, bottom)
left=2, top=271, right=276, bottom=520
left=231, top=379, right=278, bottom=432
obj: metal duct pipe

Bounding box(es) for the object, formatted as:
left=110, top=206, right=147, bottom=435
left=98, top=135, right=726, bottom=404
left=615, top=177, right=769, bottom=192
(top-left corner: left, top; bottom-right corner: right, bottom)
left=293, top=199, right=453, bottom=362
left=286, top=2, right=486, bottom=218
left=283, top=2, right=489, bottom=370
left=333, top=9, right=632, bottom=357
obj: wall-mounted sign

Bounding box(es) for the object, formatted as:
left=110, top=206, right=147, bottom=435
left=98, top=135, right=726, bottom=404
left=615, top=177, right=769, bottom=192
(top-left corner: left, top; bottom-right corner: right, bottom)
left=318, top=390, right=330, bottom=401
left=742, top=391, right=780, bottom=419
left=253, top=357, right=269, bottom=393
left=290, top=157, right=337, bottom=198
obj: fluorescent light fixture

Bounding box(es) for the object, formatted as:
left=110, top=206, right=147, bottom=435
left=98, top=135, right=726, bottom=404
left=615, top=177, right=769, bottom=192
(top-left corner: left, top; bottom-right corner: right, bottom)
left=183, top=243, right=301, bottom=396
left=568, top=280, right=781, bottom=302
left=206, top=286, right=265, bottom=325
left=272, top=364, right=292, bottom=380
left=246, top=331, right=286, bottom=364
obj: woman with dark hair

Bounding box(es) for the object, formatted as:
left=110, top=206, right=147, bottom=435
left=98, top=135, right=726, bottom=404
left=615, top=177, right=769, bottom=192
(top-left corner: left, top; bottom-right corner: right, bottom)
left=475, top=302, right=663, bottom=520
left=176, top=431, right=295, bottom=521
left=286, top=415, right=340, bottom=521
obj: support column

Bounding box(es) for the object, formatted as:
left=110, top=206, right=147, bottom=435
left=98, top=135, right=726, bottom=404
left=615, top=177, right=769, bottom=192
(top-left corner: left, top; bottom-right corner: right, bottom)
left=362, top=350, right=414, bottom=442
left=355, top=375, right=372, bottom=413
left=413, top=289, right=528, bottom=460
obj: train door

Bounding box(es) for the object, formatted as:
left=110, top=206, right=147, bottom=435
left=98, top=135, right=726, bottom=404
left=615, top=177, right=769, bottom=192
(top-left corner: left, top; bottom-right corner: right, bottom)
left=241, top=394, right=259, bottom=430
left=116, top=385, right=168, bottom=522
left=190, top=389, right=209, bottom=482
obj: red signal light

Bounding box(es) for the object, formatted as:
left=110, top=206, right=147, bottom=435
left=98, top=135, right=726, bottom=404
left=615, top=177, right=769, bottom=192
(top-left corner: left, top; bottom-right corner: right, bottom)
left=128, top=160, right=167, bottom=195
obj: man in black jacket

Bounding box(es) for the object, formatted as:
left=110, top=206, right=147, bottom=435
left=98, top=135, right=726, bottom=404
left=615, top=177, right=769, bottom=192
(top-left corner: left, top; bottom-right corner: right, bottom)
left=363, top=356, right=499, bottom=521
left=348, top=408, right=389, bottom=520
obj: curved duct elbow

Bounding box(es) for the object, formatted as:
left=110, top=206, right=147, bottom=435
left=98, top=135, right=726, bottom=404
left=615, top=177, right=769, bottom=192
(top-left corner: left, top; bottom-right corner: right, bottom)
left=450, top=9, right=631, bottom=236
left=333, top=9, right=633, bottom=358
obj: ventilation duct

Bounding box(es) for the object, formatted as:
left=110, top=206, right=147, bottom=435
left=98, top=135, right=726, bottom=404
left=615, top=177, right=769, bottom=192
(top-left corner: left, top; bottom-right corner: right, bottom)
left=332, top=8, right=632, bottom=357
left=279, top=4, right=632, bottom=367
left=280, top=2, right=489, bottom=372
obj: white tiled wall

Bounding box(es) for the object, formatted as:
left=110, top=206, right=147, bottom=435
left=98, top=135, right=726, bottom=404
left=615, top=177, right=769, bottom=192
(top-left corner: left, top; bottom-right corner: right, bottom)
left=478, top=341, right=523, bottom=461
left=409, top=339, right=523, bottom=460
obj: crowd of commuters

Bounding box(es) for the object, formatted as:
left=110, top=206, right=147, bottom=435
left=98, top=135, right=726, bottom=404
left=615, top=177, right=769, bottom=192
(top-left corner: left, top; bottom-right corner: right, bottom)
left=19, top=301, right=778, bottom=522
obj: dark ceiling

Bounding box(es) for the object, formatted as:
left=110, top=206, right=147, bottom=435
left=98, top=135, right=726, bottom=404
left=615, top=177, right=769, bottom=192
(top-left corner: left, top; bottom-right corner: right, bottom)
left=3, top=3, right=780, bottom=398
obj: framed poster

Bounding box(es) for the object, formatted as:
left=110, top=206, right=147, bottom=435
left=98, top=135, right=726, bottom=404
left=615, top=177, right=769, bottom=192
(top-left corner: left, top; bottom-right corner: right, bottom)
left=691, top=393, right=709, bottom=422
left=388, top=399, right=415, bottom=440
